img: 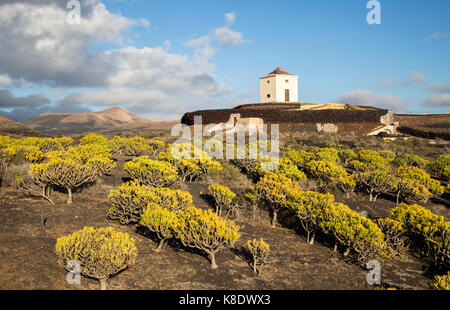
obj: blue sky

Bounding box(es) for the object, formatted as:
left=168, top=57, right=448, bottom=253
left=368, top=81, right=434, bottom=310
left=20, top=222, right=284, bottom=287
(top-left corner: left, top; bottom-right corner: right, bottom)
left=0, top=0, right=449, bottom=121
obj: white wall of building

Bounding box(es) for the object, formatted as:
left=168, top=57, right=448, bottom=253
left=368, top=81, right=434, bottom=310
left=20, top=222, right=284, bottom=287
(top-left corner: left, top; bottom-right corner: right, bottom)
left=260, top=74, right=298, bottom=103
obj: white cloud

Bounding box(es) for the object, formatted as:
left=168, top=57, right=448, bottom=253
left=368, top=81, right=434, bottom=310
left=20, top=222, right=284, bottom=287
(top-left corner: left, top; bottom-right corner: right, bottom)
left=185, top=12, right=247, bottom=63
left=423, top=92, right=450, bottom=107
left=422, top=32, right=450, bottom=44
left=337, top=89, right=406, bottom=112
left=225, top=12, right=236, bottom=26
left=0, top=2, right=244, bottom=120
left=426, top=83, right=450, bottom=93
left=377, top=72, right=426, bottom=88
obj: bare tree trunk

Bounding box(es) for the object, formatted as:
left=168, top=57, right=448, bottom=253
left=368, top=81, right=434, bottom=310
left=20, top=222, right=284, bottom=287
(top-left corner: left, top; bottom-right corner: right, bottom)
left=333, top=243, right=338, bottom=252
left=271, top=210, right=278, bottom=228
left=309, top=232, right=315, bottom=245
left=156, top=239, right=166, bottom=252
left=396, top=191, right=400, bottom=204
left=99, top=278, right=107, bottom=290
left=209, top=252, right=218, bottom=269
left=252, top=261, right=257, bottom=274
left=67, top=187, right=73, bottom=205
left=343, top=247, right=350, bottom=256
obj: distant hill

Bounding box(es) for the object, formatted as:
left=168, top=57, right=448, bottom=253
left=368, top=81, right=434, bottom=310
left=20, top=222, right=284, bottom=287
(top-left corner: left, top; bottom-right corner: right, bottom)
left=23, top=107, right=176, bottom=135
left=0, top=115, right=46, bottom=137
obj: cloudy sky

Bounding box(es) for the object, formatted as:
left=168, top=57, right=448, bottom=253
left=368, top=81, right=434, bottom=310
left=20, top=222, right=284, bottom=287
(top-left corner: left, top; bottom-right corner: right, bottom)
left=0, top=0, right=449, bottom=121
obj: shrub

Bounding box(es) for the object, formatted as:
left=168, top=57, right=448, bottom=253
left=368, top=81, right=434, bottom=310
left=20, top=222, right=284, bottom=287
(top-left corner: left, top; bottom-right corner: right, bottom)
left=124, top=156, right=178, bottom=187
left=338, top=149, right=357, bottom=164
left=30, top=157, right=98, bottom=204
left=320, top=203, right=388, bottom=265
left=337, top=175, right=356, bottom=198
left=254, top=173, right=298, bottom=227
left=393, top=154, right=429, bottom=169
left=284, top=149, right=314, bottom=170
left=432, top=272, right=450, bottom=290
left=376, top=218, right=407, bottom=255
left=389, top=203, right=449, bottom=265
left=357, top=170, right=397, bottom=202
left=287, top=191, right=334, bottom=244
left=176, top=207, right=241, bottom=269
left=257, top=157, right=307, bottom=181
left=313, top=147, right=339, bottom=163
left=159, top=143, right=222, bottom=181
left=107, top=181, right=193, bottom=224
left=55, top=227, right=137, bottom=290
left=247, top=238, right=270, bottom=274
left=140, top=205, right=180, bottom=252
left=428, top=155, right=450, bottom=181
left=305, top=160, right=347, bottom=189
left=395, top=165, right=444, bottom=203
left=349, top=149, right=389, bottom=171
left=208, top=184, right=236, bottom=217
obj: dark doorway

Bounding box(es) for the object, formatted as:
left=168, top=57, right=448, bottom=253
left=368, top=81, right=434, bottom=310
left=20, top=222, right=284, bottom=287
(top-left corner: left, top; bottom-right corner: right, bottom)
left=285, top=89, right=290, bottom=102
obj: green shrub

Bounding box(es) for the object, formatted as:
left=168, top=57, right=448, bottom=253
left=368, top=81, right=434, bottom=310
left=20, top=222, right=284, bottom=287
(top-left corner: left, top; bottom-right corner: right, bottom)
left=124, top=156, right=178, bottom=187
left=55, top=227, right=137, bottom=290
left=140, top=205, right=180, bottom=252
left=208, top=184, right=236, bottom=216
left=247, top=238, right=270, bottom=274
left=357, top=170, right=397, bottom=202
left=320, top=203, right=388, bottom=265
left=107, top=181, right=193, bottom=224
left=305, top=160, right=347, bottom=189
left=389, top=203, right=449, bottom=265
left=176, top=207, right=241, bottom=269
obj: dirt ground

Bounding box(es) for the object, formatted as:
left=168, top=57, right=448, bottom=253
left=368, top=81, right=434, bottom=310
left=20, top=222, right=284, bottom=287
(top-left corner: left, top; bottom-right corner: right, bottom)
left=0, top=157, right=447, bottom=290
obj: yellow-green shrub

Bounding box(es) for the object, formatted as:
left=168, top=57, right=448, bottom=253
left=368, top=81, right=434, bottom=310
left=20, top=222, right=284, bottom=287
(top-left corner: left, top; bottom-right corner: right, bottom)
left=287, top=191, right=335, bottom=244
left=55, top=227, right=137, bottom=290
left=254, top=173, right=299, bottom=227
left=432, top=272, right=450, bottom=290
left=30, top=157, right=98, bottom=204
left=124, top=156, right=178, bottom=187
left=357, top=169, right=397, bottom=202
left=176, top=207, right=240, bottom=269
left=389, top=203, right=449, bottom=265
left=395, top=165, right=444, bottom=203
left=140, top=205, right=181, bottom=252
left=247, top=238, right=270, bottom=274
left=320, top=203, right=388, bottom=265
left=107, top=181, right=193, bottom=224
left=208, top=184, right=236, bottom=216
left=305, top=160, right=347, bottom=189
left=376, top=218, right=407, bottom=255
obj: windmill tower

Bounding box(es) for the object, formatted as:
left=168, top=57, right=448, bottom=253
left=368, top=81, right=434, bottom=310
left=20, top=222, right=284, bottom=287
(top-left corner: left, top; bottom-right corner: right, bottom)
left=259, top=67, right=299, bottom=103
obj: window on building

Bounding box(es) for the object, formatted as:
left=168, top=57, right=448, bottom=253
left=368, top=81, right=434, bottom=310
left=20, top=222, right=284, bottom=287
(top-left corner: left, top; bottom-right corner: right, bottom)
left=285, top=79, right=289, bottom=83
left=266, top=94, right=271, bottom=98
left=267, top=80, right=270, bottom=84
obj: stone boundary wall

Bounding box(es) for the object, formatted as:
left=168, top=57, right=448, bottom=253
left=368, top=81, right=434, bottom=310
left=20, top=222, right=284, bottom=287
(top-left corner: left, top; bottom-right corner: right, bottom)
left=181, top=108, right=389, bottom=126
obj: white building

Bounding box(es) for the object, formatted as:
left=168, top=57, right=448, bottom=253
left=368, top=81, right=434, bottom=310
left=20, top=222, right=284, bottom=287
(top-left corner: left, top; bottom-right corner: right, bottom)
left=259, top=67, right=299, bottom=103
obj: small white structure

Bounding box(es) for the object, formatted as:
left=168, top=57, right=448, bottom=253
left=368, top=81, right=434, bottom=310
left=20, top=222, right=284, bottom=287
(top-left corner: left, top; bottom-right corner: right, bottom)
left=260, top=67, right=299, bottom=103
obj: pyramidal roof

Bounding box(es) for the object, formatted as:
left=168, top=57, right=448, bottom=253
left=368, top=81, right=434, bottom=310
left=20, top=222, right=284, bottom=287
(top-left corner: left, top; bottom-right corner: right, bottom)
left=261, top=67, right=294, bottom=78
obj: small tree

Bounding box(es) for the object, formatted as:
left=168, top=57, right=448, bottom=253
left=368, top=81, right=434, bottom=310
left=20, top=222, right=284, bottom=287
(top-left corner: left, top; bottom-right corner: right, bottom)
left=208, top=184, right=236, bottom=216
left=393, top=154, right=429, bottom=169
left=176, top=207, right=240, bottom=269
left=287, top=190, right=335, bottom=245
left=395, top=165, right=445, bottom=203
left=428, top=155, right=450, bottom=181
left=55, top=227, right=137, bottom=290
left=108, top=181, right=193, bottom=224
left=357, top=169, right=397, bottom=202
left=247, top=238, right=270, bottom=275
left=376, top=218, right=407, bottom=255
left=254, top=173, right=297, bottom=227
left=338, top=149, right=357, bottom=164
left=337, top=175, right=356, bottom=198
left=30, top=157, right=98, bottom=204
left=320, top=203, right=388, bottom=265
left=124, top=156, right=178, bottom=187
left=140, top=205, right=180, bottom=252
left=305, top=160, right=347, bottom=189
